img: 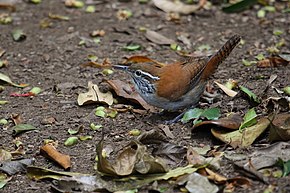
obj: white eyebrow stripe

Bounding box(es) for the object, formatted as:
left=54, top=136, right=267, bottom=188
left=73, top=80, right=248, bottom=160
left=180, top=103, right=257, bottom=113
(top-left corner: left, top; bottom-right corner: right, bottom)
left=140, top=71, right=160, bottom=80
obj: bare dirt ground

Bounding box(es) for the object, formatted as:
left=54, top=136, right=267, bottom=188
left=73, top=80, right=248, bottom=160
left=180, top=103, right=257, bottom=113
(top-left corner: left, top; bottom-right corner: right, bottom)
left=0, top=0, right=289, bottom=192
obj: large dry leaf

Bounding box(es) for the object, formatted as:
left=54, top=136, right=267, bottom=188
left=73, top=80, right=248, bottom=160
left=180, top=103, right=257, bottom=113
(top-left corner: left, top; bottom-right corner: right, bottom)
left=152, top=0, right=201, bottom=14
left=77, top=81, right=113, bottom=106
left=211, top=117, right=270, bottom=148
left=27, top=164, right=198, bottom=192
left=269, top=113, right=290, bottom=142
left=257, top=55, right=289, bottom=68
left=192, top=113, right=242, bottom=130
left=96, top=139, right=168, bottom=176
left=145, top=30, right=175, bottom=45
left=106, top=79, right=155, bottom=112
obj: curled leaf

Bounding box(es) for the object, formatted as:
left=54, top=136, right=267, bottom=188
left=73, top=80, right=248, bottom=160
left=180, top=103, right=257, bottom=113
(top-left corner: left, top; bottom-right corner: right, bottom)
left=40, top=144, right=71, bottom=169
left=12, top=124, right=39, bottom=136
left=0, top=72, right=28, bottom=88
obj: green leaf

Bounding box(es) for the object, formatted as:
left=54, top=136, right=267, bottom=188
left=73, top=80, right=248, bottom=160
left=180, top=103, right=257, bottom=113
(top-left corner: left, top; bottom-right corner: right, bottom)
left=86, top=5, right=95, bottom=13
left=201, top=107, right=220, bottom=120
left=181, top=108, right=203, bottom=123
left=255, top=53, right=265, bottom=61
left=264, top=6, right=275, bottom=12
left=11, top=29, right=26, bottom=42
left=197, top=44, right=211, bottom=51
left=239, top=85, right=260, bottom=103
left=277, top=158, right=290, bottom=177
left=0, top=100, right=8, bottom=105
left=0, top=173, right=11, bottom=189
left=283, top=86, right=290, bottom=96
left=257, top=9, right=266, bottom=18
left=170, top=43, right=181, bottom=51
left=102, top=69, right=114, bottom=75
left=0, top=72, right=29, bottom=88
left=29, top=87, right=42, bottom=95
left=30, top=0, right=41, bottom=4
left=12, top=124, right=39, bottom=136
left=273, top=29, right=283, bottom=36
left=64, top=137, right=78, bottom=146
left=129, top=129, right=141, bottom=136
left=223, top=0, right=258, bottom=13
left=239, top=108, right=257, bottom=130
left=90, top=123, right=102, bottom=131
left=242, top=59, right=256, bottom=66
left=123, top=44, right=141, bottom=51
left=79, top=136, right=92, bottom=141
left=87, top=55, right=98, bottom=62
left=0, top=119, right=8, bottom=125
left=95, top=106, right=106, bottom=118
left=68, top=128, right=79, bottom=135
left=107, top=110, right=118, bottom=118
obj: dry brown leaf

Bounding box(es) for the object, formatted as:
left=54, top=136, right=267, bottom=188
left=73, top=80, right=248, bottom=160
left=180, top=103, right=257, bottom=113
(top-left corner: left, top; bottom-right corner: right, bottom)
left=214, top=81, right=238, bottom=97
left=269, top=113, right=290, bottom=142
left=257, top=56, right=289, bottom=68
left=77, top=81, right=113, bottom=106
left=152, top=0, right=201, bottom=14
left=82, top=58, right=112, bottom=68
left=192, top=113, right=242, bottom=130
left=40, top=144, right=71, bottom=169
left=11, top=113, right=23, bottom=125
left=106, top=79, right=155, bottom=112
left=145, top=30, right=175, bottom=45
left=205, top=168, right=227, bottom=183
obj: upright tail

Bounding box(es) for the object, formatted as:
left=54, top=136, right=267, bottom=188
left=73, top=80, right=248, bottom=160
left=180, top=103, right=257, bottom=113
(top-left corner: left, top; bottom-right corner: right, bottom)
left=201, top=35, right=241, bottom=80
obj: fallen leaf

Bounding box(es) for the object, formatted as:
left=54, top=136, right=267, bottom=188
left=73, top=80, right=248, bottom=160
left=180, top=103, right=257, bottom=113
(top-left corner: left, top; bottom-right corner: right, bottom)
left=145, top=30, right=175, bottom=45
left=64, top=0, right=84, bottom=8
left=214, top=81, right=238, bottom=97
left=0, top=72, right=28, bottom=88
left=78, top=81, right=113, bottom=106
left=239, top=85, right=260, bottom=103
left=269, top=113, right=290, bottom=142
left=40, top=144, right=71, bottom=169
left=96, top=139, right=168, bottom=176
left=152, top=0, right=200, bottom=14
left=64, top=137, right=78, bottom=146
left=11, top=29, right=26, bottom=42
left=222, top=0, right=257, bottom=13
left=239, top=108, right=257, bottom=131
left=0, top=158, right=34, bottom=175
left=192, top=113, right=242, bottom=130
left=123, top=44, right=141, bottom=51
left=0, top=149, right=12, bottom=162
left=257, top=55, right=289, bottom=68
left=12, top=123, right=39, bottom=136
left=106, top=79, right=155, bottom=112
left=176, top=172, right=219, bottom=193
left=211, top=117, right=270, bottom=148
left=0, top=173, right=12, bottom=189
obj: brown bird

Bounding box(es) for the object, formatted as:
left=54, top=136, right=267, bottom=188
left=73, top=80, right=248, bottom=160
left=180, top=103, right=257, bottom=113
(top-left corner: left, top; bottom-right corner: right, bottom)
left=114, top=35, right=241, bottom=112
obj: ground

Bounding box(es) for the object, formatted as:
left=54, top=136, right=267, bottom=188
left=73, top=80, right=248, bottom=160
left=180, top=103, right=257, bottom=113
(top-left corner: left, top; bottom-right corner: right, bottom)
left=0, top=0, right=289, bottom=193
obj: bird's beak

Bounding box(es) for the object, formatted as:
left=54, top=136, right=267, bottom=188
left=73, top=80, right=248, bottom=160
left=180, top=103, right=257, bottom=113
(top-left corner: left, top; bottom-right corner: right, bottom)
left=112, top=64, right=129, bottom=71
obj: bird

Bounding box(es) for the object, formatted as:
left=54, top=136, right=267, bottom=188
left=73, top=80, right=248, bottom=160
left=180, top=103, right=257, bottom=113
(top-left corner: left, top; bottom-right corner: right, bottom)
left=114, top=35, right=241, bottom=112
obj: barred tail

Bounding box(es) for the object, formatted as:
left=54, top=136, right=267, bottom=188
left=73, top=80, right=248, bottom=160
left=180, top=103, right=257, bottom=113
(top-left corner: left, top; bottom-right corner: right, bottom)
left=201, top=35, right=241, bottom=80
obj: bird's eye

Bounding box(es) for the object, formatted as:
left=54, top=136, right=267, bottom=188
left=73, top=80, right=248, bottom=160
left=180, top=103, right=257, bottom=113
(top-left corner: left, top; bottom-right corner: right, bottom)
left=135, top=70, right=142, bottom=77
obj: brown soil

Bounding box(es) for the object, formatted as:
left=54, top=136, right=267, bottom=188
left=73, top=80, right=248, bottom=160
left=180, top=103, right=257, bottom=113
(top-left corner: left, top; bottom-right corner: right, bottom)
left=0, top=0, right=289, bottom=193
